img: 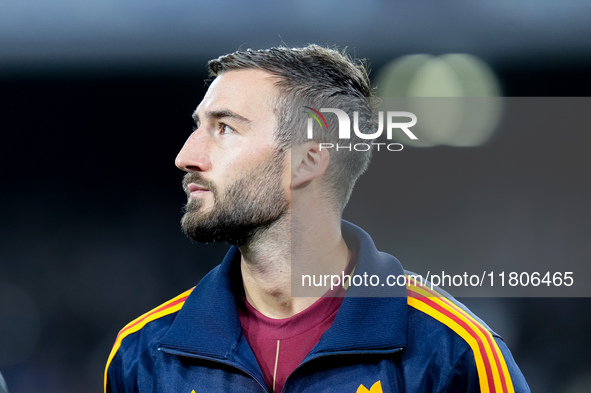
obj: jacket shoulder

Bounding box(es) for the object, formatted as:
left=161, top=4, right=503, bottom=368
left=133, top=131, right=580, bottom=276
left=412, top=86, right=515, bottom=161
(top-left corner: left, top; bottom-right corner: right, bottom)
left=405, top=278, right=529, bottom=392
left=104, top=287, right=194, bottom=392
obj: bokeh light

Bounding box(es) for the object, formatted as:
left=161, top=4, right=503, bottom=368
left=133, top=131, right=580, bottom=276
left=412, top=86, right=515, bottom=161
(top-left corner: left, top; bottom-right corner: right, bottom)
left=376, top=54, right=503, bottom=147
left=0, top=282, right=41, bottom=367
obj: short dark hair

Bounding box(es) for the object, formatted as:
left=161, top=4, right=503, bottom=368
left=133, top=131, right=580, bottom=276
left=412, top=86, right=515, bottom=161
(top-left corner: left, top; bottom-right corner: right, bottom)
left=208, top=44, right=375, bottom=210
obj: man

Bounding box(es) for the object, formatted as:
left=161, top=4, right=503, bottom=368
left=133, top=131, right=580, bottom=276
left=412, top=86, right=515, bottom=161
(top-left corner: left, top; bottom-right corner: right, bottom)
left=105, top=45, right=529, bottom=392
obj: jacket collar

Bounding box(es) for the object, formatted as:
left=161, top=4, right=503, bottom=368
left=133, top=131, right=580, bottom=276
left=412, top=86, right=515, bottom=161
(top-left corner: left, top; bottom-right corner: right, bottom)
left=159, top=220, right=408, bottom=362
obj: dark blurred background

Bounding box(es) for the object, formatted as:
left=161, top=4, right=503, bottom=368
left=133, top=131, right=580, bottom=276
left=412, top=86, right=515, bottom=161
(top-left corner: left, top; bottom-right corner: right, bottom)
left=1, top=1, right=590, bottom=392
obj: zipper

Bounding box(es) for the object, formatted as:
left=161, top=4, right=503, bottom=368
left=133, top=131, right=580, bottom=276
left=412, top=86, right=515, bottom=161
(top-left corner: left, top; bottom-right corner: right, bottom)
left=158, top=346, right=269, bottom=393
left=281, top=347, right=404, bottom=392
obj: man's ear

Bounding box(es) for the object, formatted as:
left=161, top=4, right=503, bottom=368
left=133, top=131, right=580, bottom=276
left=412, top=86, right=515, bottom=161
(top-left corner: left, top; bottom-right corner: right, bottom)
left=291, top=142, right=330, bottom=189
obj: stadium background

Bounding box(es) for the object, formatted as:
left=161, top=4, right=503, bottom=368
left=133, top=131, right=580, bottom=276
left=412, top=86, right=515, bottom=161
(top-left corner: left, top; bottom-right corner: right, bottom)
left=0, top=1, right=590, bottom=392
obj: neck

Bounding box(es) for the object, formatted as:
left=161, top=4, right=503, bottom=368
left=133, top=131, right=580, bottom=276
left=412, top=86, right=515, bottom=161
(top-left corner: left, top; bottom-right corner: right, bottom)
left=239, top=208, right=349, bottom=319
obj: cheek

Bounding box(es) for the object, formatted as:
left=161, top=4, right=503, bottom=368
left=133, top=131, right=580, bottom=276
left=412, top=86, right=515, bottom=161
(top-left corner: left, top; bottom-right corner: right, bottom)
left=212, top=148, right=246, bottom=175
left=278, top=155, right=292, bottom=204
left=283, top=160, right=292, bottom=190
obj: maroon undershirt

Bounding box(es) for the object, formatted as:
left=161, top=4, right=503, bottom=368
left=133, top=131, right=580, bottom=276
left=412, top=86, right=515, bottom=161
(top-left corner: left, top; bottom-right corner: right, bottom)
left=237, top=291, right=344, bottom=393
left=237, top=251, right=354, bottom=393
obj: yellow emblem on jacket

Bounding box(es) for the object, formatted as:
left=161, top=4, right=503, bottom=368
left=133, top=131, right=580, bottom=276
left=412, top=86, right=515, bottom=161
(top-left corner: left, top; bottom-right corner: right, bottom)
left=357, top=380, right=383, bottom=393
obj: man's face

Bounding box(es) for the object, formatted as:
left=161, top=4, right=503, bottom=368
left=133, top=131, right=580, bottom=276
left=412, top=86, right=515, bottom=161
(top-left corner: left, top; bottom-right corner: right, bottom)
left=175, top=69, right=289, bottom=245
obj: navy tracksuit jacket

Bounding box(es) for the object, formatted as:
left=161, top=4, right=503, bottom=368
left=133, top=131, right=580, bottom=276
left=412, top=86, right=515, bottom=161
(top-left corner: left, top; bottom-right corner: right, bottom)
left=106, top=221, right=530, bottom=392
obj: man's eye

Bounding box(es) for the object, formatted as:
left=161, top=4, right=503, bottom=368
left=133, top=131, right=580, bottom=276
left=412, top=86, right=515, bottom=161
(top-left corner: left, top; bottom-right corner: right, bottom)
left=218, top=123, right=234, bottom=135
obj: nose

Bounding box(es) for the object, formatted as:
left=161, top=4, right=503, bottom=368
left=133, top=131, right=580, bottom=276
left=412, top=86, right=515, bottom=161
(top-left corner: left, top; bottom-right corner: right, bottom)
left=175, top=130, right=212, bottom=173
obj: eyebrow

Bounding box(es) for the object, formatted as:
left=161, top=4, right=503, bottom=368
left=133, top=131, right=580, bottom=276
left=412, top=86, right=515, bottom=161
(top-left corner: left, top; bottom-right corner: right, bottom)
left=192, top=109, right=253, bottom=125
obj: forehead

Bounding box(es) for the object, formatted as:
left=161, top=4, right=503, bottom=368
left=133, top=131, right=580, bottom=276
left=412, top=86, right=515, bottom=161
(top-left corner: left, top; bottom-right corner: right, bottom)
left=195, top=69, right=278, bottom=122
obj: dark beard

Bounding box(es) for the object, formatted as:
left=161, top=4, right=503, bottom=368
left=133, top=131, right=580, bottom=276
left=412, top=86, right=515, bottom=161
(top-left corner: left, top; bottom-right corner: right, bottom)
left=180, top=150, right=288, bottom=245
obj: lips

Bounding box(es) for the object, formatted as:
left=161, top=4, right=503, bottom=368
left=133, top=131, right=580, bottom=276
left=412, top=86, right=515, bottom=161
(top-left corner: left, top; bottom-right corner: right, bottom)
left=187, top=183, right=210, bottom=197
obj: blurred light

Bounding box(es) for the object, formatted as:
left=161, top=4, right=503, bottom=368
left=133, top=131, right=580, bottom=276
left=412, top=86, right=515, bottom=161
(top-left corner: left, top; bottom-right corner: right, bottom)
left=564, top=373, right=591, bottom=393
left=375, top=54, right=503, bottom=147
left=375, top=55, right=431, bottom=99
left=0, top=282, right=41, bottom=367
